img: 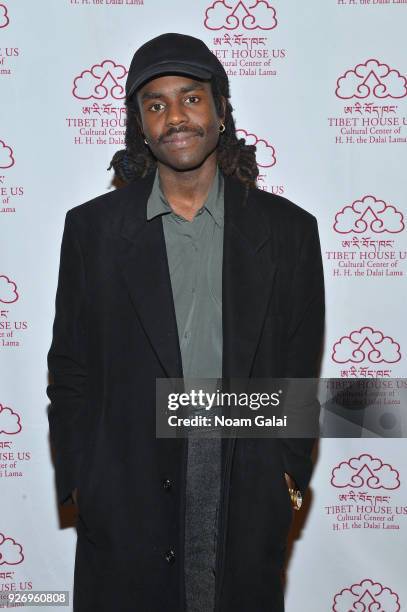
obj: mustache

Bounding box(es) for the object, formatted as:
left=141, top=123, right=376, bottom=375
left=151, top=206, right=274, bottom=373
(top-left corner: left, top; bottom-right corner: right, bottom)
left=159, top=125, right=204, bottom=143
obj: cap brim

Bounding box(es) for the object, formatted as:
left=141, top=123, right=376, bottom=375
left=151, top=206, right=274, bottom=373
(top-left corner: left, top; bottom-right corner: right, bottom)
left=126, top=61, right=212, bottom=99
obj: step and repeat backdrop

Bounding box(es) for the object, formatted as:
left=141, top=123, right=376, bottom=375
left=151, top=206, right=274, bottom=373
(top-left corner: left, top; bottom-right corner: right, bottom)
left=1, top=1, right=406, bottom=610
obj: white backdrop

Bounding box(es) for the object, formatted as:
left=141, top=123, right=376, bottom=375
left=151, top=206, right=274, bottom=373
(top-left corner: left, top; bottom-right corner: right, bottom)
left=1, top=1, right=406, bottom=610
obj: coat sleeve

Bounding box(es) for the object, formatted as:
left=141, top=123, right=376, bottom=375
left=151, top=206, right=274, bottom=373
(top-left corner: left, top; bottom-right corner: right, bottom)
left=280, top=214, right=325, bottom=497
left=46, top=210, right=88, bottom=506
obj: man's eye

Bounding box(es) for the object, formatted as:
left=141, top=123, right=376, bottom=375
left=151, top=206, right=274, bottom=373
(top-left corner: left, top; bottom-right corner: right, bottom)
left=186, top=96, right=200, bottom=104
left=149, top=103, right=165, bottom=112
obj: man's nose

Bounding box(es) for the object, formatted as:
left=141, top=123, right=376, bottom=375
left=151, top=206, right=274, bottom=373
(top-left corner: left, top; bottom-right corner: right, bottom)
left=166, top=100, right=189, bottom=127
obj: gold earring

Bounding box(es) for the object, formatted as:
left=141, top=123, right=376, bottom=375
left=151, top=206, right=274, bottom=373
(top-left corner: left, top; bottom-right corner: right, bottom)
left=144, top=138, right=148, bottom=145
left=219, top=123, right=225, bottom=133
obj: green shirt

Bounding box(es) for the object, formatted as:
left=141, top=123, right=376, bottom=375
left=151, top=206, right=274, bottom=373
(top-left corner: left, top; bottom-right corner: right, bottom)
left=146, top=166, right=224, bottom=379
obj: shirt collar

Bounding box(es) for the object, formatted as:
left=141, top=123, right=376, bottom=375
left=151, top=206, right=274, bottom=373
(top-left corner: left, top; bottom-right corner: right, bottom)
left=146, top=165, right=224, bottom=228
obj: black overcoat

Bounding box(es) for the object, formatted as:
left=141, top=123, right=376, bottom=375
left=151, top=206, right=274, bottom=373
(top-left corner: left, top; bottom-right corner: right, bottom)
left=46, top=170, right=325, bottom=612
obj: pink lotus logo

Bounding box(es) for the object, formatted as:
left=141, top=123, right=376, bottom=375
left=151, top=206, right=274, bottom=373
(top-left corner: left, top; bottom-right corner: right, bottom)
left=331, top=454, right=400, bottom=490
left=0, top=533, right=24, bottom=565
left=332, top=327, right=401, bottom=364
left=72, top=60, right=127, bottom=100
left=0, top=140, right=15, bottom=169
left=236, top=129, right=276, bottom=167
left=0, top=404, right=22, bottom=435
left=0, top=4, right=9, bottom=28
left=336, top=59, right=407, bottom=99
left=204, top=0, right=277, bottom=30
left=333, top=579, right=400, bottom=612
left=0, top=275, right=19, bottom=304
left=334, top=195, right=404, bottom=234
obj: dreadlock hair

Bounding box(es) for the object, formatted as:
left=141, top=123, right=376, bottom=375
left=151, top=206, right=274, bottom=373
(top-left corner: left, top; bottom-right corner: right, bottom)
left=108, top=73, right=259, bottom=195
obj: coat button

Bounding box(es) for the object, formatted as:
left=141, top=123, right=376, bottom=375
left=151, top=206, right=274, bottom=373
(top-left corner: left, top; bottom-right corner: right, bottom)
left=163, top=478, right=172, bottom=490
left=165, top=549, right=175, bottom=564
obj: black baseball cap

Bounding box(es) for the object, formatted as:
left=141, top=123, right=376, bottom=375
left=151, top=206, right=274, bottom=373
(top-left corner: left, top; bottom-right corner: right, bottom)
left=125, top=33, right=228, bottom=101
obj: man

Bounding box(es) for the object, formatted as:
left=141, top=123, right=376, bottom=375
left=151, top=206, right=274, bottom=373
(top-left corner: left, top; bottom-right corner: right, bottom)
left=47, top=33, right=325, bottom=612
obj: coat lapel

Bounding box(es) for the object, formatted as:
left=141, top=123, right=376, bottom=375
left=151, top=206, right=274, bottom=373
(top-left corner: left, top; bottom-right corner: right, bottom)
left=113, top=170, right=277, bottom=381
left=222, top=176, right=277, bottom=379
left=113, top=172, right=183, bottom=379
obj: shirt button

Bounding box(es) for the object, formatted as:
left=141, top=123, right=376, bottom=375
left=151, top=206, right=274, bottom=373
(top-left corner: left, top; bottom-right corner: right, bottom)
left=165, top=549, right=176, bottom=564
left=163, top=478, right=172, bottom=491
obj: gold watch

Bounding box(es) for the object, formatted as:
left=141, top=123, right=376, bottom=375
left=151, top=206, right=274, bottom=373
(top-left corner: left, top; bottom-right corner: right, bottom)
left=288, top=487, right=302, bottom=510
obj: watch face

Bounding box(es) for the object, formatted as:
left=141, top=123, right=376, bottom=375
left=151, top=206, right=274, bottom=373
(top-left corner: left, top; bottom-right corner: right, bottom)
left=289, top=488, right=302, bottom=510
